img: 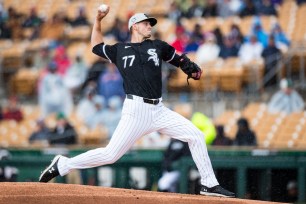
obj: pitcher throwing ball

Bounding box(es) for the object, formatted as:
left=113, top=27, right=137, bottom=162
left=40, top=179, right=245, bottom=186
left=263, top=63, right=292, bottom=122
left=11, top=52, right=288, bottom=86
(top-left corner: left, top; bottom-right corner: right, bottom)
left=39, top=5, right=234, bottom=198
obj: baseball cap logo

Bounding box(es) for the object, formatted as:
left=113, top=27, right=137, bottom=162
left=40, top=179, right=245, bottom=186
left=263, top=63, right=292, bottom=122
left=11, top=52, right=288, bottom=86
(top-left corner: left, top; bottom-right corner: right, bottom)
left=131, top=17, right=137, bottom=23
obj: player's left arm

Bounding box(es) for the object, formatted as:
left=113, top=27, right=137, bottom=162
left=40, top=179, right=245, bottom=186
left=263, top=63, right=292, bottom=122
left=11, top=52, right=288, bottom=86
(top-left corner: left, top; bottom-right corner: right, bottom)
left=158, top=40, right=202, bottom=80
left=177, top=53, right=202, bottom=80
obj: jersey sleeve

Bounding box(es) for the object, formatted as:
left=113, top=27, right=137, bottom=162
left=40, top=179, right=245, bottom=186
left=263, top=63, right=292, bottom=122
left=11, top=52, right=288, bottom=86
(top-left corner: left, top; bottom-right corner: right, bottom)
left=92, top=43, right=117, bottom=63
left=156, top=40, right=176, bottom=62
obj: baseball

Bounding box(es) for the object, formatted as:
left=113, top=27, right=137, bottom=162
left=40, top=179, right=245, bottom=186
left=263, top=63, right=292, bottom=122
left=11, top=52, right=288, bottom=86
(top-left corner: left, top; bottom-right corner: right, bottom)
left=98, top=4, right=108, bottom=12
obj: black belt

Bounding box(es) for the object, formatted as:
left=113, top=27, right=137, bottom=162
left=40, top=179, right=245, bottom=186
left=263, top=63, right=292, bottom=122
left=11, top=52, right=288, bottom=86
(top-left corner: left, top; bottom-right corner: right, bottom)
left=126, top=94, right=160, bottom=105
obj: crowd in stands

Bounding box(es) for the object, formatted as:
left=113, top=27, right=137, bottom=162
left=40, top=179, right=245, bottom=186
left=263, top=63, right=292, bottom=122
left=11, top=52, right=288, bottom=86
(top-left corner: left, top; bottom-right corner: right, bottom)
left=0, top=0, right=305, bottom=148
left=0, top=2, right=305, bottom=202
left=268, top=78, right=305, bottom=114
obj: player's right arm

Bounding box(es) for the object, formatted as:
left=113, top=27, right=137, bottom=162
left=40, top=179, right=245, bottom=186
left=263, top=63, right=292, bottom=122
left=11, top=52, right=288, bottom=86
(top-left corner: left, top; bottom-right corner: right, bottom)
left=91, top=6, right=110, bottom=49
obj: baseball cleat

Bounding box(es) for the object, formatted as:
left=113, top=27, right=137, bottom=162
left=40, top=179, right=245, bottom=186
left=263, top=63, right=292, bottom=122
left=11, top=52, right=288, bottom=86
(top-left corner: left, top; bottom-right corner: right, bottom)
left=39, top=155, right=61, bottom=183
left=200, top=185, right=235, bottom=197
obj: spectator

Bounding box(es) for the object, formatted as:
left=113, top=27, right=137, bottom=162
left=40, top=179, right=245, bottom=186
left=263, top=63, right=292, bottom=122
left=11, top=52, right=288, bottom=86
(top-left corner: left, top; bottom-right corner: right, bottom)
left=192, top=112, right=217, bottom=145
left=238, top=35, right=263, bottom=64
left=97, top=63, right=125, bottom=103
left=212, top=125, right=233, bottom=146
left=185, top=0, right=203, bottom=18
left=268, top=78, right=305, bottom=114
left=6, top=7, right=23, bottom=39
left=53, top=45, right=71, bottom=76
left=184, top=35, right=200, bottom=53
left=217, top=0, right=237, bottom=18
left=100, top=96, right=123, bottom=138
left=39, top=62, right=73, bottom=118
left=219, top=35, right=239, bottom=59
left=239, top=0, right=257, bottom=18
left=33, top=45, right=52, bottom=70
left=261, top=36, right=282, bottom=87
left=167, top=1, right=183, bottom=24
left=249, top=17, right=269, bottom=47
left=0, top=21, right=11, bottom=39
left=83, top=59, right=108, bottom=89
left=0, top=3, right=7, bottom=23
left=213, top=27, right=224, bottom=47
left=2, top=96, right=23, bottom=122
left=104, top=18, right=130, bottom=42
left=70, top=7, right=89, bottom=27
left=190, top=23, right=205, bottom=44
left=270, top=23, right=290, bottom=52
left=29, top=119, right=50, bottom=144
left=285, top=180, right=298, bottom=203
left=48, top=112, right=77, bottom=145
left=22, top=7, right=43, bottom=28
left=202, top=0, right=218, bottom=17
left=158, top=138, right=191, bottom=192
left=76, top=85, right=103, bottom=124
left=64, top=55, right=88, bottom=94
left=171, top=26, right=188, bottom=54
left=0, top=166, right=19, bottom=182
left=114, top=20, right=130, bottom=43
left=195, top=33, right=220, bottom=65
left=257, top=0, right=277, bottom=16
left=233, top=118, right=257, bottom=146
left=228, top=24, right=244, bottom=49
left=185, top=24, right=204, bottom=53
left=86, top=95, right=107, bottom=129
left=0, top=5, right=11, bottom=39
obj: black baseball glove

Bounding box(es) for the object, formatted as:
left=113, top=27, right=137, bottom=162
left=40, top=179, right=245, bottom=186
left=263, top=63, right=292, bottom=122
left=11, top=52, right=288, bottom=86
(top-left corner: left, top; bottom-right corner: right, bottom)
left=179, top=54, right=202, bottom=84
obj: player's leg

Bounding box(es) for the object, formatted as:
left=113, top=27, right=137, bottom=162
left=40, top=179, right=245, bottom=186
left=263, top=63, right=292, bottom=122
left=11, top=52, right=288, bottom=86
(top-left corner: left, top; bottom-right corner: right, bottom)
left=155, top=105, right=234, bottom=197
left=39, top=100, right=152, bottom=182
left=156, top=107, right=218, bottom=187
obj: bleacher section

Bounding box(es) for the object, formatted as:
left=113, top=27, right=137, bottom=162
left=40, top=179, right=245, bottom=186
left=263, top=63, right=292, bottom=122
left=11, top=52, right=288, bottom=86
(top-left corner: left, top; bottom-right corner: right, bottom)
left=2, top=1, right=304, bottom=94
left=0, top=101, right=305, bottom=149
left=0, top=105, right=109, bottom=147
left=214, top=102, right=306, bottom=149
left=0, top=0, right=306, bottom=149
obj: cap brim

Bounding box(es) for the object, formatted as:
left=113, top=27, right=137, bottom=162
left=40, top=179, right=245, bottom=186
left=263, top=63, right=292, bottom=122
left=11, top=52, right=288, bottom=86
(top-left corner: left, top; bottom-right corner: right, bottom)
left=147, top=17, right=157, bottom=27
left=139, top=17, right=157, bottom=27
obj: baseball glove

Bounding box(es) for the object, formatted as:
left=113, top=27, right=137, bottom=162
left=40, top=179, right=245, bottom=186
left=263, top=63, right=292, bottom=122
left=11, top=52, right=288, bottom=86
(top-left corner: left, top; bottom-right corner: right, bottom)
left=179, top=54, right=202, bottom=84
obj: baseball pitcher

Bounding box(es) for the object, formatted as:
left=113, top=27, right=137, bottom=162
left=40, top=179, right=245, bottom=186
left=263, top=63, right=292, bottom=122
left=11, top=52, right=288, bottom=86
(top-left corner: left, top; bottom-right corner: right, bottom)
left=39, top=5, right=234, bottom=198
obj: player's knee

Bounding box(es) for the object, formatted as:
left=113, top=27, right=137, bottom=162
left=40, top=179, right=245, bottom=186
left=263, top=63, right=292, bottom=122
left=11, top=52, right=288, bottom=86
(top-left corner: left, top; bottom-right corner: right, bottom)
left=189, top=131, right=205, bottom=143
left=106, top=154, right=120, bottom=164
left=103, top=150, right=121, bottom=164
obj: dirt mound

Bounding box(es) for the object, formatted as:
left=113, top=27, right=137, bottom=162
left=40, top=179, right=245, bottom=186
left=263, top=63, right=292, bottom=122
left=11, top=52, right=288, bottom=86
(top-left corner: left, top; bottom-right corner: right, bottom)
left=0, top=183, right=282, bottom=204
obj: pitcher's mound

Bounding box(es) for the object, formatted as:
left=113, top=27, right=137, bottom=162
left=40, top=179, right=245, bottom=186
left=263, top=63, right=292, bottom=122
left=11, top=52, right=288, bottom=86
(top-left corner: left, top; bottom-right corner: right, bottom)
left=0, top=182, right=281, bottom=204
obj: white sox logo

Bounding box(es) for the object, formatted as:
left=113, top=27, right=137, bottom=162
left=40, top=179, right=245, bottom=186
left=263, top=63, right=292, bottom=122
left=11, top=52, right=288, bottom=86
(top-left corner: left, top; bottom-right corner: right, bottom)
left=147, top=49, right=159, bottom=66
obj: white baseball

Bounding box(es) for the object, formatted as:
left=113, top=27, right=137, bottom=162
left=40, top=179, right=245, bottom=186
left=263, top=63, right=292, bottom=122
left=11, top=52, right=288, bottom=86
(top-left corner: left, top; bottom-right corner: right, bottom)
left=98, top=4, right=108, bottom=12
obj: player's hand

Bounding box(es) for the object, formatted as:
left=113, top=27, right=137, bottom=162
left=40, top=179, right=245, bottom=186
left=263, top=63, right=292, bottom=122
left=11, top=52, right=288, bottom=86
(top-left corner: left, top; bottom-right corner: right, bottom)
left=96, top=6, right=110, bottom=21
left=191, top=70, right=202, bottom=80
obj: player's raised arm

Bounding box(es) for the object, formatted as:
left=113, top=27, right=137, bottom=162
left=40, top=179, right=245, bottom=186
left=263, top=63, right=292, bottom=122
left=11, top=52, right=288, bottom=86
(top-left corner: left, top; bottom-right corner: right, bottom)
left=91, top=5, right=110, bottom=49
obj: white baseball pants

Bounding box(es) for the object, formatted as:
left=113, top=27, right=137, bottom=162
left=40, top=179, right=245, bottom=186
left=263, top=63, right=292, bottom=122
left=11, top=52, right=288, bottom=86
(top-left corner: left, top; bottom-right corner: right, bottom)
left=58, top=95, right=219, bottom=187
